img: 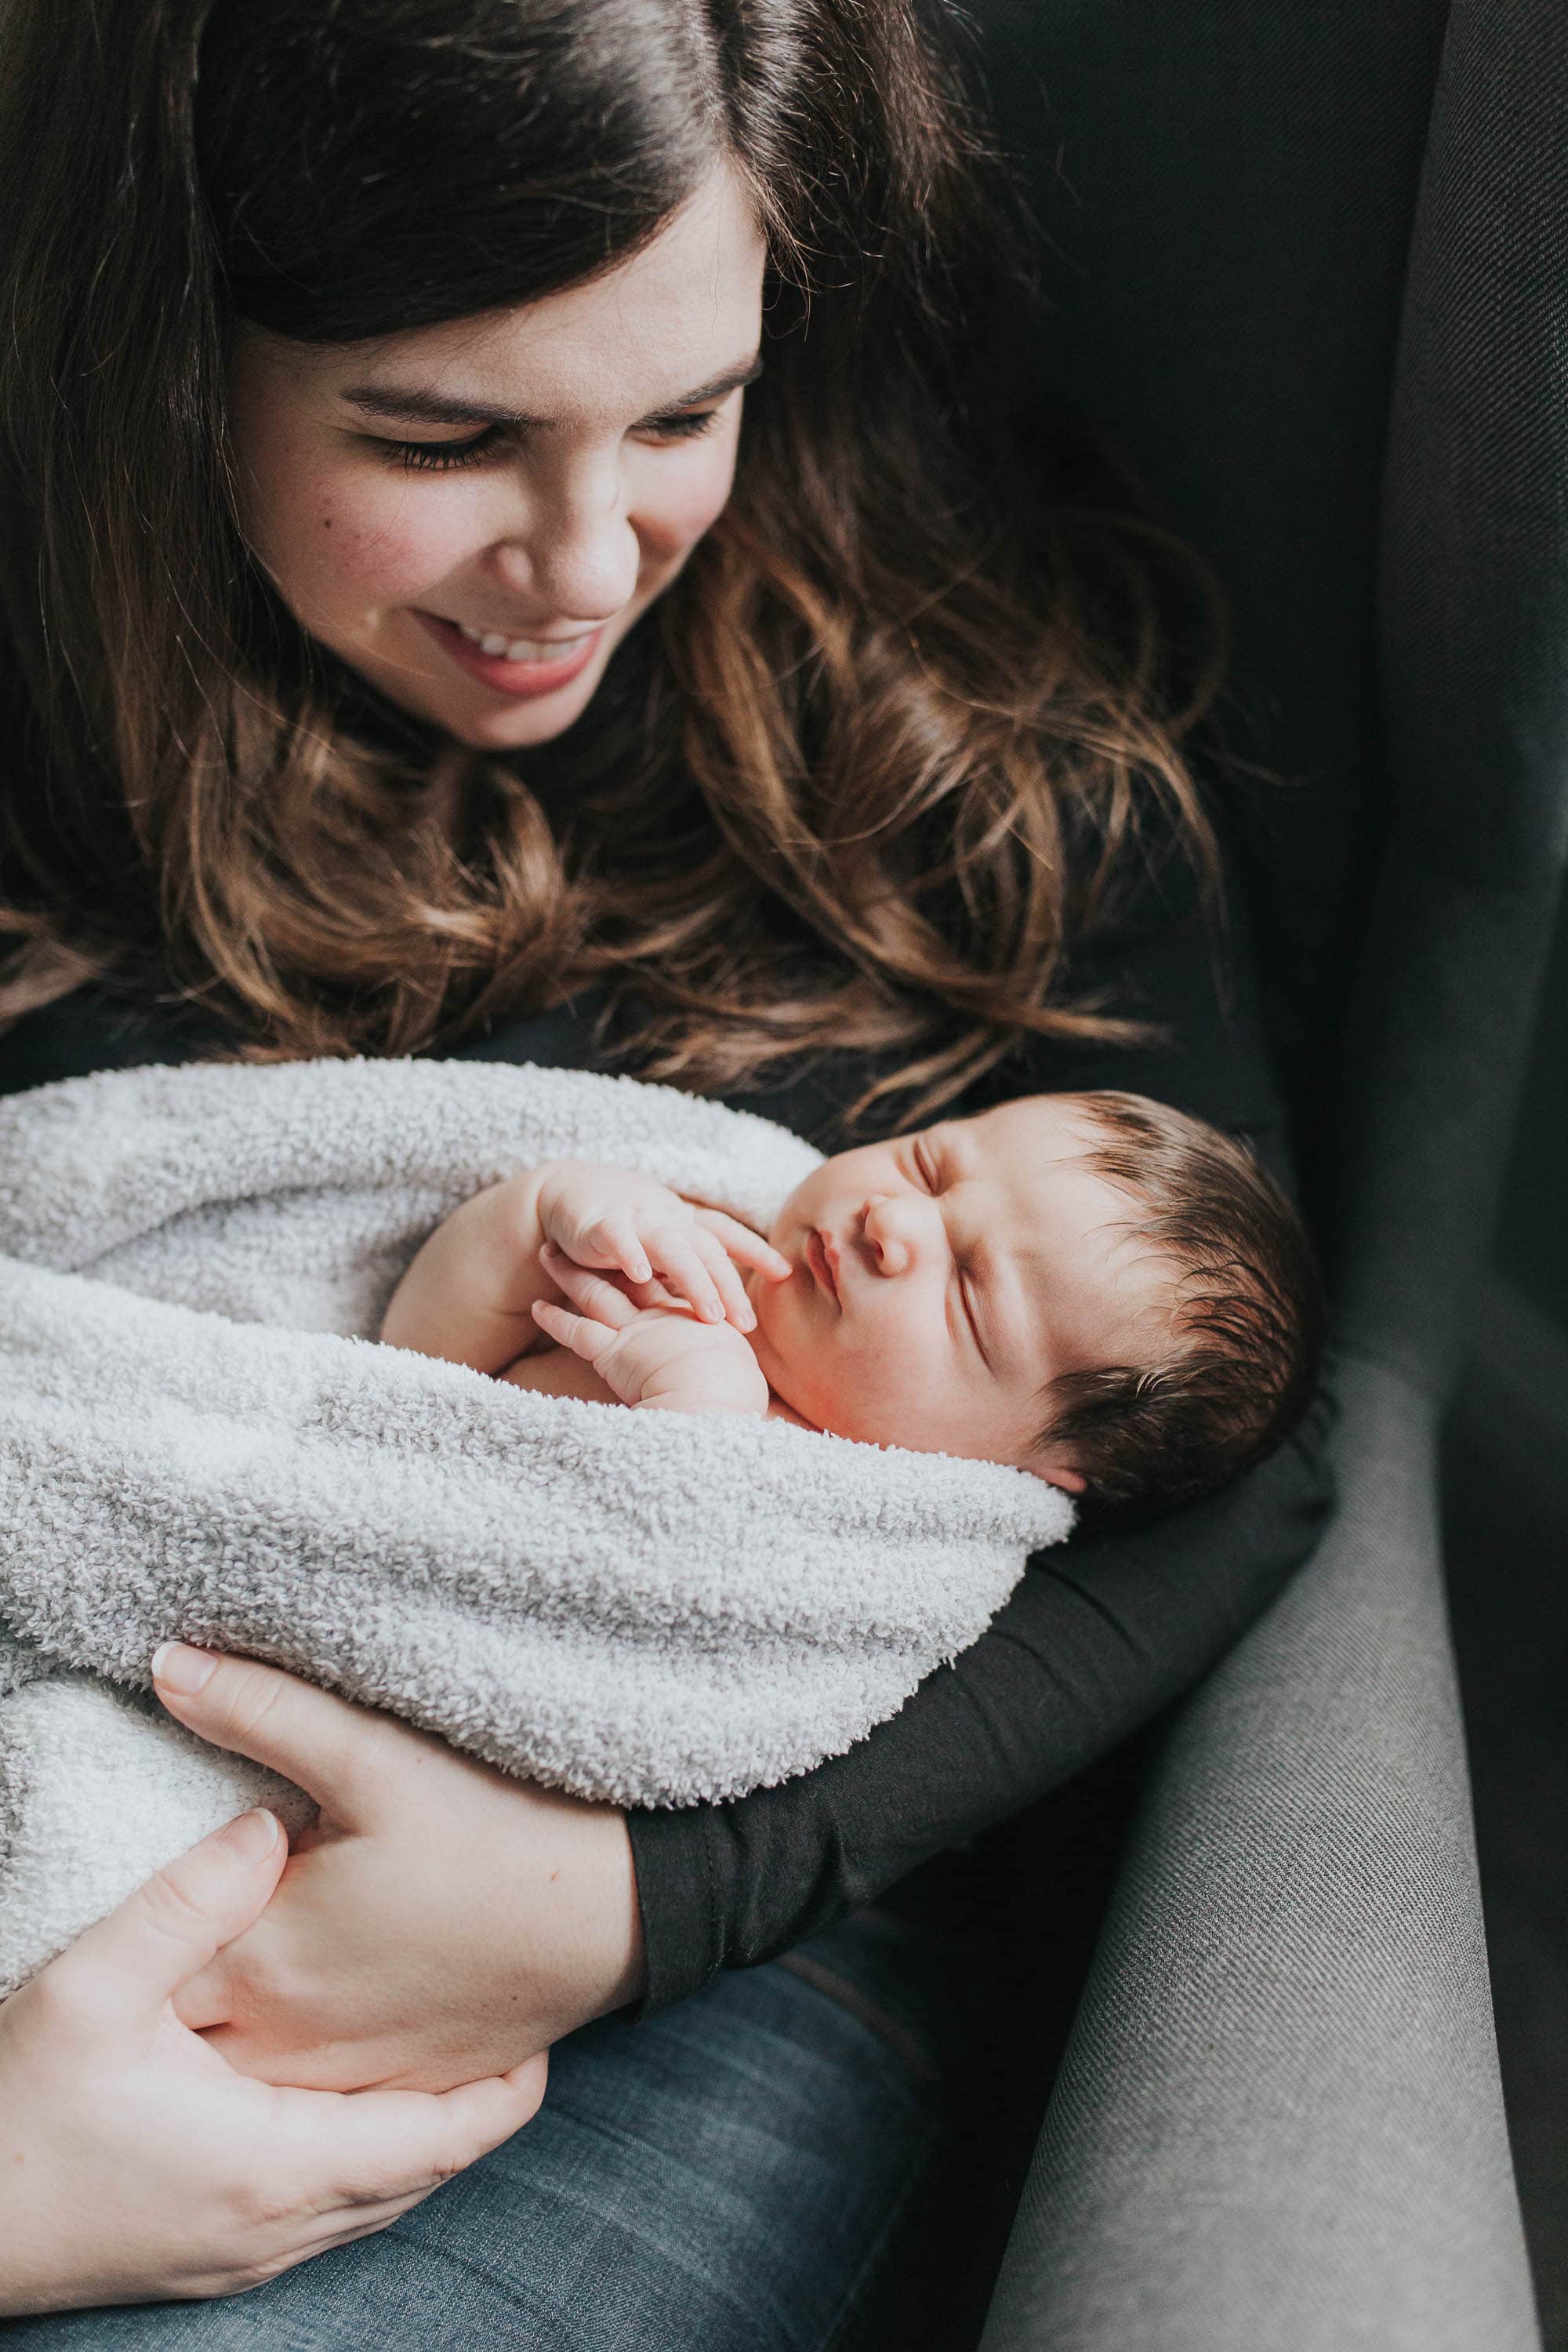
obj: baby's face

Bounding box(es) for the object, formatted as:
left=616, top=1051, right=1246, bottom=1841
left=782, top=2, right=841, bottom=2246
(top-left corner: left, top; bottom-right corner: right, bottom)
left=747, top=1097, right=1167, bottom=1486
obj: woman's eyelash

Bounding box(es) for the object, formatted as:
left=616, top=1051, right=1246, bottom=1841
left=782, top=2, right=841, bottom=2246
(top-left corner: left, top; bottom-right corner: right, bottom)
left=912, top=1142, right=941, bottom=1191
left=645, top=408, right=726, bottom=443
left=385, top=427, right=501, bottom=474
left=381, top=408, right=724, bottom=473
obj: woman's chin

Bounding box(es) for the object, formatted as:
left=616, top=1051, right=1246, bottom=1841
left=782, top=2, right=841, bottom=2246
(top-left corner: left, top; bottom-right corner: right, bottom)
left=448, top=683, right=605, bottom=750
left=424, top=688, right=599, bottom=753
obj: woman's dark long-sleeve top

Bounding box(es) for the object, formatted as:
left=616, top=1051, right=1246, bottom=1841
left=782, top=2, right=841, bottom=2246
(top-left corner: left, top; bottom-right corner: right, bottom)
left=0, top=852, right=1334, bottom=2014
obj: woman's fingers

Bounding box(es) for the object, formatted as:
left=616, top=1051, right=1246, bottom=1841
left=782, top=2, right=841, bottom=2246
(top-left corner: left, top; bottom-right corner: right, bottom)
left=41, top=1809, right=287, bottom=2035
left=419, top=2050, right=550, bottom=2173
left=691, top=1206, right=793, bottom=1283
left=151, top=1647, right=390, bottom=1821
left=295, top=2053, right=550, bottom=2214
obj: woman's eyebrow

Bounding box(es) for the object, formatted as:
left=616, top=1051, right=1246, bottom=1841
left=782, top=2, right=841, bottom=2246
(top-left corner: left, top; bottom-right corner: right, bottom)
left=337, top=353, right=764, bottom=432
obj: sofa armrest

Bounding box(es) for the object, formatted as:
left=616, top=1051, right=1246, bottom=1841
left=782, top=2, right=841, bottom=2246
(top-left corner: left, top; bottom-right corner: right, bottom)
left=980, top=1352, right=1540, bottom=2351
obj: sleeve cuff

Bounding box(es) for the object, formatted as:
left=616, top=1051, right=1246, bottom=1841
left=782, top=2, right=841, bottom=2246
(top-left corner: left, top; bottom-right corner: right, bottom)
left=623, top=1800, right=729, bottom=2016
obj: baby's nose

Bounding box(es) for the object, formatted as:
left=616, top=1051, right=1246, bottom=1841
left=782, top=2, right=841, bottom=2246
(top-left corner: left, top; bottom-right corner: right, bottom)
left=860, top=1193, right=925, bottom=1274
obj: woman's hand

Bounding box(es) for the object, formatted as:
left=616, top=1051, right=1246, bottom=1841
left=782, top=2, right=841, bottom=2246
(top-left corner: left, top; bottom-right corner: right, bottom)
left=154, top=1643, right=647, bottom=2093
left=0, top=1808, right=546, bottom=2318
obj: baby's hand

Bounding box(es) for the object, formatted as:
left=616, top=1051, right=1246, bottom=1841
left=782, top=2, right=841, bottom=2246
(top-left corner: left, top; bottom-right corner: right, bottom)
left=532, top=1161, right=789, bottom=1332
left=532, top=1246, right=770, bottom=1417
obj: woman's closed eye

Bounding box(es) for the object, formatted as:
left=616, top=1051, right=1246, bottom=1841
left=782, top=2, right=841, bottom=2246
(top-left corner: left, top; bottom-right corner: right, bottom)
left=376, top=408, right=727, bottom=474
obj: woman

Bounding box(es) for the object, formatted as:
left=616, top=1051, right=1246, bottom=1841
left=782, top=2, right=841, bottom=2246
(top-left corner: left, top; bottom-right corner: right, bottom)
left=0, top=0, right=1331, bottom=2338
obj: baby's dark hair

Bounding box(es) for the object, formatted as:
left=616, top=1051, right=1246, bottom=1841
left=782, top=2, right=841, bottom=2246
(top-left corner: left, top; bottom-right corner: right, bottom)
left=1033, top=1091, right=1325, bottom=1524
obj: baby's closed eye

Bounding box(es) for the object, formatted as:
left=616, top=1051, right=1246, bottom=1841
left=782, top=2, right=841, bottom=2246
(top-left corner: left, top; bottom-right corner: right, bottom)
left=953, top=1261, right=1004, bottom=1374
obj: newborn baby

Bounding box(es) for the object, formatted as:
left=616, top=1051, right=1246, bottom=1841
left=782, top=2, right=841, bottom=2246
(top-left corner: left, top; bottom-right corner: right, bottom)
left=383, top=1088, right=1323, bottom=1520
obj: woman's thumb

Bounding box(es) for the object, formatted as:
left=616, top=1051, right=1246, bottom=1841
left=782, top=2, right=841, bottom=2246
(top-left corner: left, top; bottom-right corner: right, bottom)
left=151, top=1642, right=378, bottom=1817
left=46, top=1809, right=286, bottom=2031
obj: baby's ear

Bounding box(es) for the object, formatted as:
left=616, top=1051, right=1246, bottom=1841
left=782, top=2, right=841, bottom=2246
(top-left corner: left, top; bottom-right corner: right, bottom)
left=1027, top=1459, right=1087, bottom=1495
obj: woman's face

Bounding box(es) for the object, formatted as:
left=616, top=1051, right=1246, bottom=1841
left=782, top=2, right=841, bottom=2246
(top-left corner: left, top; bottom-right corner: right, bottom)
left=227, top=162, right=768, bottom=750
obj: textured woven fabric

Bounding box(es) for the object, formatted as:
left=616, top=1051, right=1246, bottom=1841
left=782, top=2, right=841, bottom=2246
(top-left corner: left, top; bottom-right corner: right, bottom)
left=979, top=1357, right=1540, bottom=2350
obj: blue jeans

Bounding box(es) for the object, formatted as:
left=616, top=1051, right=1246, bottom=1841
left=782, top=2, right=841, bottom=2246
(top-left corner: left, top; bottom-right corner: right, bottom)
left=5, top=1909, right=948, bottom=2351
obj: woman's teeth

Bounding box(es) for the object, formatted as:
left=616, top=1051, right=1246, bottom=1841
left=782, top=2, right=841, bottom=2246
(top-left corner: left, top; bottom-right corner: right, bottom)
left=456, top=622, right=595, bottom=663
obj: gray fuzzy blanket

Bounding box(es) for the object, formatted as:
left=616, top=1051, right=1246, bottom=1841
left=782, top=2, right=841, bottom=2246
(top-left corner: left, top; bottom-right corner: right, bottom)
left=0, top=1057, right=1071, bottom=1995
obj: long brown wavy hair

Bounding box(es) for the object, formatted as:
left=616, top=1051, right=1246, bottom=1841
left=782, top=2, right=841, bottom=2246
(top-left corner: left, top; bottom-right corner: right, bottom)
left=0, top=0, right=1227, bottom=1124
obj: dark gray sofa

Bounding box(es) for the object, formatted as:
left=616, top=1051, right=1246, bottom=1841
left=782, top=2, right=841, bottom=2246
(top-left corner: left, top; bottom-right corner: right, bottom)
left=960, top=1, right=1566, bottom=2343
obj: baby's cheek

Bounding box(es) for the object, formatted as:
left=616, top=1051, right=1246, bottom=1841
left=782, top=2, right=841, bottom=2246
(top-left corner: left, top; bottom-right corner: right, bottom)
left=786, top=1341, right=909, bottom=1446
left=754, top=1311, right=851, bottom=1433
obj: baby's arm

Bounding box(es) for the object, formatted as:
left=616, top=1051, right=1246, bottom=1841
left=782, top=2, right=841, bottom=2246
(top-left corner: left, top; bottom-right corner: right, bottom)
left=381, top=1160, right=789, bottom=1377
left=531, top=1250, right=770, bottom=1417
left=379, top=1167, right=557, bottom=1374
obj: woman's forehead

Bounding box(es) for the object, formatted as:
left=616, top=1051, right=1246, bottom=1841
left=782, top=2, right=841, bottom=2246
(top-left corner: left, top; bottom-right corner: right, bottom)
left=294, top=163, right=768, bottom=426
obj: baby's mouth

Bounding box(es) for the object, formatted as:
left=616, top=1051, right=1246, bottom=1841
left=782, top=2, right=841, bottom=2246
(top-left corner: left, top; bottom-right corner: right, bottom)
left=805, top=1228, right=841, bottom=1304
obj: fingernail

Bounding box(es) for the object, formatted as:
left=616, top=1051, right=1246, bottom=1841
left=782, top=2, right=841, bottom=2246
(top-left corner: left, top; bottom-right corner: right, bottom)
left=219, top=1808, right=280, bottom=1863
left=152, top=1640, right=219, bottom=1696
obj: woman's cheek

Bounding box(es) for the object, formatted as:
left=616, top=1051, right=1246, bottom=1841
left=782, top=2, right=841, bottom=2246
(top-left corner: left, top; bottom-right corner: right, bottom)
left=270, top=470, right=476, bottom=624
left=641, top=438, right=742, bottom=560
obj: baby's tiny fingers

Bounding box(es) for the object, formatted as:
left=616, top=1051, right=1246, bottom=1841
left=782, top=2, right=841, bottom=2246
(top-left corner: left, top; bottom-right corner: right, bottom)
left=689, top=1227, right=755, bottom=1330
left=540, top=1244, right=640, bottom=1327
left=622, top=1273, right=681, bottom=1312
left=592, top=1214, right=652, bottom=1287
left=647, top=1230, right=724, bottom=1323
left=692, top=1208, right=793, bottom=1283
left=531, top=1299, right=612, bottom=1360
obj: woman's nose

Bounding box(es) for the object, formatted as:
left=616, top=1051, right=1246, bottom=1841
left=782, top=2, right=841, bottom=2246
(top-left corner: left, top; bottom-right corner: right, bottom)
left=859, top=1192, right=932, bottom=1276
left=486, top=463, right=641, bottom=622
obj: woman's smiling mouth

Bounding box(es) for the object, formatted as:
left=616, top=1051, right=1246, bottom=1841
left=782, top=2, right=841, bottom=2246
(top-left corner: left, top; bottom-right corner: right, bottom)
left=413, top=610, right=604, bottom=697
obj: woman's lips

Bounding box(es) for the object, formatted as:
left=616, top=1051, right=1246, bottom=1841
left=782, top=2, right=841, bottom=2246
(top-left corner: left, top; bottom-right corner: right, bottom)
left=414, top=610, right=604, bottom=698
left=806, top=1228, right=840, bottom=1303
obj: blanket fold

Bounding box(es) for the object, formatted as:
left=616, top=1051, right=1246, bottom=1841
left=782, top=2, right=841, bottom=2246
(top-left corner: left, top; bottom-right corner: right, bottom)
left=0, top=1057, right=1070, bottom=1994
